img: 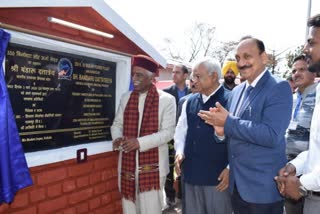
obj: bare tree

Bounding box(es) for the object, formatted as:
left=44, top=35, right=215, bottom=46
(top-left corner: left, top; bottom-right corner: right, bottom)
left=162, top=22, right=238, bottom=66
left=285, top=45, right=304, bottom=68
left=210, top=41, right=238, bottom=64
left=186, top=22, right=216, bottom=62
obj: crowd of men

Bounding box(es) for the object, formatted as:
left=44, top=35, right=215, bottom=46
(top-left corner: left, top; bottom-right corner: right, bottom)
left=111, top=13, right=320, bottom=214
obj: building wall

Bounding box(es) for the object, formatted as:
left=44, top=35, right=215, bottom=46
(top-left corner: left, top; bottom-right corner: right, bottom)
left=0, top=152, right=122, bottom=214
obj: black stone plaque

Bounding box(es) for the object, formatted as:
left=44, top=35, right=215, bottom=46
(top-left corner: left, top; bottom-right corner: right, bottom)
left=5, top=43, right=116, bottom=152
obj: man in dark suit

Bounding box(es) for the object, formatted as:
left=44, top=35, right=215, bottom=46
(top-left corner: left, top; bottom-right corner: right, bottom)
left=198, top=36, right=292, bottom=214
left=163, top=64, right=190, bottom=206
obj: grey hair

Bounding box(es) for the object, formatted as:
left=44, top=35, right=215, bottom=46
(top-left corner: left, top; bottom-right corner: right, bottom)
left=194, top=57, right=222, bottom=79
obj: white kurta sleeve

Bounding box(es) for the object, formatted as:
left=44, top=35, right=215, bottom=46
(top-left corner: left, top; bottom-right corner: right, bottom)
left=299, top=168, right=320, bottom=191
left=290, top=151, right=308, bottom=176
left=174, top=101, right=188, bottom=156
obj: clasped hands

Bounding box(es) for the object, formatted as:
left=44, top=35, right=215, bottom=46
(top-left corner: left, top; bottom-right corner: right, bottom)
left=274, top=163, right=302, bottom=201
left=197, top=102, right=229, bottom=135
left=112, top=137, right=140, bottom=153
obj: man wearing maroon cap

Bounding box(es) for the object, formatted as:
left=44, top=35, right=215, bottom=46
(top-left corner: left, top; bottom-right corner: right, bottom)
left=111, top=55, right=176, bottom=214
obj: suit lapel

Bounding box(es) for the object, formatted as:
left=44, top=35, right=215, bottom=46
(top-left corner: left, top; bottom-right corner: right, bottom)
left=238, top=71, right=270, bottom=117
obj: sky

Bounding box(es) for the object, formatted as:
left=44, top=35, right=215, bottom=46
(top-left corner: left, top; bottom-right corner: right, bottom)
left=106, top=0, right=320, bottom=61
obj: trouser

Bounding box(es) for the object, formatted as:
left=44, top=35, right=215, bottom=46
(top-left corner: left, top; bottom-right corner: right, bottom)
left=284, top=198, right=303, bottom=214
left=164, top=140, right=176, bottom=201
left=121, top=176, right=166, bottom=214
left=184, top=182, right=232, bottom=214
left=303, top=194, right=320, bottom=214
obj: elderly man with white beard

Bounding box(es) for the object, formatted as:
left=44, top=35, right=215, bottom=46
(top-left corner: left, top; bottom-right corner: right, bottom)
left=111, top=55, right=176, bottom=214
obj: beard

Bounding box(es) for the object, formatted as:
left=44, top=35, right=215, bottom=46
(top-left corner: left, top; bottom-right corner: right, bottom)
left=308, top=62, right=320, bottom=77
left=224, top=76, right=236, bottom=84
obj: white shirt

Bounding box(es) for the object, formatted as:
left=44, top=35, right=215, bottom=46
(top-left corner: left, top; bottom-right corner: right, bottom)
left=235, top=69, right=268, bottom=116
left=290, top=83, right=320, bottom=191
left=174, top=85, right=222, bottom=156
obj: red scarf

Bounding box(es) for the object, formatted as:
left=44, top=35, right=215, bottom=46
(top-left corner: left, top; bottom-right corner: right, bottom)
left=121, top=84, right=160, bottom=201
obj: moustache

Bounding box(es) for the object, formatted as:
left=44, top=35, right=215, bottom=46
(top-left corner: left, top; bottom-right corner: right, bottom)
left=238, top=65, right=253, bottom=70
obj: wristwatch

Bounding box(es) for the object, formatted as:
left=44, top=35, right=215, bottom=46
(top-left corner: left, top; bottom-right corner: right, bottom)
left=298, top=185, right=308, bottom=197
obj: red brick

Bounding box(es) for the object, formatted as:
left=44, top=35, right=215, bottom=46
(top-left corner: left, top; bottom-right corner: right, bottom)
left=106, top=178, right=118, bottom=191
left=29, top=188, right=46, bottom=203
left=94, top=157, right=114, bottom=170
left=68, top=187, right=94, bottom=205
left=48, top=183, right=62, bottom=198
left=63, top=207, right=77, bottom=214
left=115, top=200, right=123, bottom=212
left=30, top=161, right=65, bottom=173
left=68, top=162, right=94, bottom=177
left=31, top=174, right=37, bottom=185
left=12, top=206, right=37, bottom=214
left=37, top=168, right=67, bottom=185
left=75, top=202, right=89, bottom=214
left=10, top=192, right=29, bottom=208
left=89, top=197, right=101, bottom=210
left=76, top=176, right=89, bottom=188
left=38, top=196, right=68, bottom=213
left=111, top=190, right=121, bottom=201
left=101, top=193, right=112, bottom=205
left=63, top=180, right=76, bottom=193
left=0, top=203, right=9, bottom=213
left=94, top=183, right=106, bottom=195
left=101, top=169, right=113, bottom=181
left=95, top=204, right=116, bottom=214
left=90, top=172, right=101, bottom=185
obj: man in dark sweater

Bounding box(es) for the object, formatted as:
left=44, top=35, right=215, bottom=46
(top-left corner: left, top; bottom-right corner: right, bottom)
left=174, top=58, right=232, bottom=214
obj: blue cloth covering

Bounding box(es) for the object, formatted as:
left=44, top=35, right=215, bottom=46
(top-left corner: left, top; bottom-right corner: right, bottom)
left=0, top=29, right=33, bottom=204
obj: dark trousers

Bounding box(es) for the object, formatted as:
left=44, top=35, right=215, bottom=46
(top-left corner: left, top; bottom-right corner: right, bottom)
left=285, top=198, right=304, bottom=214
left=165, top=140, right=176, bottom=201
left=231, top=185, right=284, bottom=214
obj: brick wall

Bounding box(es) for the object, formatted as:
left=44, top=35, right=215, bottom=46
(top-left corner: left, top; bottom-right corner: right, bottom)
left=0, top=152, right=122, bottom=214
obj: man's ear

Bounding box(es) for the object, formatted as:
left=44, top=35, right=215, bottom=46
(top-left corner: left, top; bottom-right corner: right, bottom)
left=261, top=52, right=269, bottom=65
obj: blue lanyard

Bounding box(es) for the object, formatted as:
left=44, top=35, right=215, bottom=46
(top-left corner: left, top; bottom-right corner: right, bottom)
left=293, top=92, right=302, bottom=120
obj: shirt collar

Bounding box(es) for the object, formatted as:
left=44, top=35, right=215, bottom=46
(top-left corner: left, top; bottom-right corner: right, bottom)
left=201, top=84, right=222, bottom=103
left=245, top=68, right=268, bottom=89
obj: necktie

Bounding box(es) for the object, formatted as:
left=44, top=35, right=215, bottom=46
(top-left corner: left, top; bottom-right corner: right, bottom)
left=242, top=85, right=254, bottom=104
left=236, top=85, right=253, bottom=116
left=292, top=92, right=302, bottom=120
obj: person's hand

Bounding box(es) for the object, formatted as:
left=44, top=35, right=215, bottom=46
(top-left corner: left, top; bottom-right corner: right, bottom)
left=198, top=102, right=229, bottom=127
left=274, top=163, right=297, bottom=195
left=216, top=168, right=229, bottom=192
left=121, top=138, right=140, bottom=153
left=279, top=163, right=296, bottom=177
left=112, top=137, right=125, bottom=151
left=275, top=175, right=302, bottom=200
left=174, top=154, right=185, bottom=176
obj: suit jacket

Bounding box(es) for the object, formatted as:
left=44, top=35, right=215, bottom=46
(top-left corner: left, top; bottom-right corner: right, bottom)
left=225, top=71, right=292, bottom=203
left=164, top=84, right=190, bottom=107
left=111, top=89, right=176, bottom=187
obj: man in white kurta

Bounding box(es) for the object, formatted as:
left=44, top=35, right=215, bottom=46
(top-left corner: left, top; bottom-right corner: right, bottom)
left=111, top=55, right=176, bottom=214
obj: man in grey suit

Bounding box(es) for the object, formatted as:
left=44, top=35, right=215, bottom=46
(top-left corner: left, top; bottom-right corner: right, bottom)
left=199, top=36, right=292, bottom=214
